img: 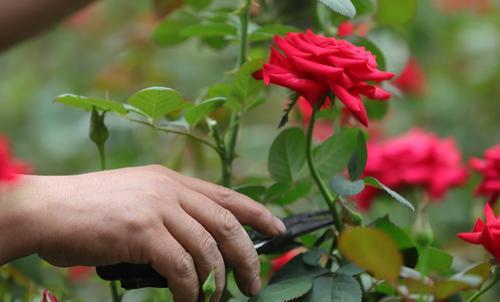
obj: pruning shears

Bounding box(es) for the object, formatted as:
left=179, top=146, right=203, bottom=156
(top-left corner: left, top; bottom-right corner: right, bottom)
left=96, top=210, right=335, bottom=290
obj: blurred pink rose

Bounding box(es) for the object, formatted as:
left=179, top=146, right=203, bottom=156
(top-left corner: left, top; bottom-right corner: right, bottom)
left=393, top=58, right=427, bottom=96
left=470, top=144, right=500, bottom=204
left=68, top=266, right=94, bottom=282
left=356, top=129, right=468, bottom=209
left=0, top=136, right=28, bottom=183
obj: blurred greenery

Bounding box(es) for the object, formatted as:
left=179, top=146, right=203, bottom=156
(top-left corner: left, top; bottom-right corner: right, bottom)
left=1, top=0, right=500, bottom=301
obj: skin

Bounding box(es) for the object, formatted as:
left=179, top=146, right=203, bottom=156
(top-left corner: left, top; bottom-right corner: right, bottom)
left=0, top=166, right=287, bottom=301
left=0, top=2, right=287, bottom=300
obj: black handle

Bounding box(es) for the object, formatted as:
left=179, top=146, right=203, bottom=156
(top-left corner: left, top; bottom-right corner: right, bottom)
left=97, top=263, right=167, bottom=289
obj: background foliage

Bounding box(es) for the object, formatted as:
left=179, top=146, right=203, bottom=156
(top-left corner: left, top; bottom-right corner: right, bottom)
left=0, top=0, right=500, bottom=301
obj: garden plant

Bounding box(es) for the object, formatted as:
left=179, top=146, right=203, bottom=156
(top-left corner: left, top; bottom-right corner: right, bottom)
left=1, top=0, right=500, bottom=301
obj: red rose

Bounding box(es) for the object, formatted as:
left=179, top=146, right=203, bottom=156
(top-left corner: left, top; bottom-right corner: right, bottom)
left=254, top=30, right=394, bottom=126
left=393, top=58, right=427, bottom=96
left=458, top=203, right=500, bottom=261
left=68, top=266, right=94, bottom=282
left=41, top=289, right=58, bottom=302
left=356, top=129, right=468, bottom=209
left=271, top=249, right=303, bottom=272
left=0, top=136, right=28, bottom=183
left=470, top=144, right=500, bottom=204
left=337, top=21, right=369, bottom=38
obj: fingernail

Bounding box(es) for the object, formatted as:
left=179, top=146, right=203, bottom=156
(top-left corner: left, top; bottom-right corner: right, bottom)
left=250, top=276, right=261, bottom=296
left=273, top=216, right=287, bottom=234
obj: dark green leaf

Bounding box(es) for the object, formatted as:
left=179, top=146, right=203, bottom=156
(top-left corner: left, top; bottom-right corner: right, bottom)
left=313, top=128, right=358, bottom=178
left=351, top=0, right=373, bottom=16
left=54, top=94, right=127, bottom=115
left=339, top=227, right=402, bottom=283
left=249, top=277, right=313, bottom=302
left=303, top=276, right=333, bottom=302
left=128, top=87, right=187, bottom=121
left=375, top=0, right=416, bottom=26
left=185, top=97, right=226, bottom=127
left=153, top=10, right=198, bottom=46
left=331, top=274, right=362, bottom=302
left=371, top=216, right=414, bottom=250
left=230, top=59, right=265, bottom=109
left=365, top=101, right=389, bottom=120
left=302, top=249, right=325, bottom=267
left=331, top=175, right=365, bottom=196
left=236, top=185, right=266, bottom=202
left=348, top=131, right=367, bottom=180
left=364, top=177, right=415, bottom=212
left=268, top=128, right=306, bottom=183
left=336, top=262, right=364, bottom=276
left=319, top=0, right=356, bottom=19
left=181, top=22, right=237, bottom=38
left=416, top=247, right=453, bottom=275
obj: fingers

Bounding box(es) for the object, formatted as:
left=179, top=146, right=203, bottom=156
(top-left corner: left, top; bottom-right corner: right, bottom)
left=179, top=190, right=262, bottom=297
left=162, top=206, right=226, bottom=302
left=148, top=227, right=199, bottom=302
left=164, top=169, right=286, bottom=237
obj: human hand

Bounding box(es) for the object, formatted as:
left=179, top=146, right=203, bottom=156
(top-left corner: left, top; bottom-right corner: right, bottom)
left=0, top=165, right=286, bottom=301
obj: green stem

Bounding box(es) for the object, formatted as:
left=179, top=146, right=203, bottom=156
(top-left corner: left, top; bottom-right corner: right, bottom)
left=128, top=118, right=222, bottom=156
left=305, top=104, right=343, bottom=233
left=467, top=266, right=500, bottom=302
left=110, top=281, right=120, bottom=302
left=225, top=0, right=252, bottom=188
left=97, top=143, right=106, bottom=170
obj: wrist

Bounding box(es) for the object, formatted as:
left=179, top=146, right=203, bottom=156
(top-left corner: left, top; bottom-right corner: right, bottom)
left=0, top=175, right=45, bottom=265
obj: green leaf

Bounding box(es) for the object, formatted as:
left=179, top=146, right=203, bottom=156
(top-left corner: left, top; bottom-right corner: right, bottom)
left=372, top=216, right=414, bottom=250
left=236, top=185, right=266, bottom=202
left=336, top=262, right=364, bottom=276
left=331, top=175, right=365, bottom=196
left=351, top=0, right=373, bottom=16
left=268, top=128, right=306, bottom=183
left=364, top=177, right=415, bottom=212
left=186, top=0, right=213, bottom=10
left=274, top=180, right=312, bottom=206
left=319, top=0, right=356, bottom=19
left=313, top=128, right=358, bottom=179
left=302, top=276, right=333, bottom=302
left=365, top=101, right=389, bottom=120
left=249, top=277, right=313, bottom=302
left=54, top=94, right=127, bottom=115
left=367, top=28, right=410, bottom=75
left=250, top=25, right=300, bottom=42
left=153, top=10, right=198, bottom=46
left=339, top=227, right=403, bottom=284
left=185, top=97, right=226, bottom=127
left=302, top=249, right=324, bottom=267
left=331, top=274, right=362, bottom=302
left=375, top=0, right=416, bottom=26
left=181, top=23, right=237, bottom=38
left=348, top=131, right=367, bottom=180
left=202, top=270, right=216, bottom=301
left=128, top=87, right=186, bottom=121
left=230, top=59, right=265, bottom=110
left=416, top=247, right=453, bottom=275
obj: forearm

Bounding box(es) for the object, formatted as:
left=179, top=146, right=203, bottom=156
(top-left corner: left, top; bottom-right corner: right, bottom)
left=0, top=177, right=42, bottom=265
left=0, top=0, right=95, bottom=51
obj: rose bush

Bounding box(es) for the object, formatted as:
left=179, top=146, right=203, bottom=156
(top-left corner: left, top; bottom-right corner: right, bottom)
left=2, top=0, right=500, bottom=302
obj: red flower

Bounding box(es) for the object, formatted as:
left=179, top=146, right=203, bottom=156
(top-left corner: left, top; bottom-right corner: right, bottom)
left=271, top=249, right=303, bottom=272
left=393, top=58, right=427, bottom=96
left=41, top=289, right=58, bottom=302
left=254, top=30, right=394, bottom=126
left=470, top=144, right=500, bottom=204
left=458, top=203, right=500, bottom=261
left=68, top=266, right=93, bottom=282
left=0, top=136, right=28, bottom=183
left=337, top=21, right=369, bottom=37
left=356, top=129, right=468, bottom=209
